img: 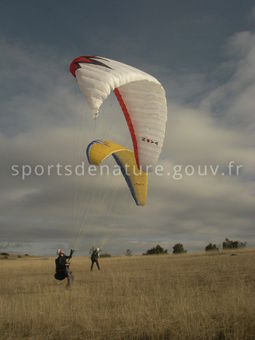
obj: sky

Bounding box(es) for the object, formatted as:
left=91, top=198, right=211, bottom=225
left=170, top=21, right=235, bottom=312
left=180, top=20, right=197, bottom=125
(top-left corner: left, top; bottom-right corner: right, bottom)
left=1, top=0, right=255, bottom=255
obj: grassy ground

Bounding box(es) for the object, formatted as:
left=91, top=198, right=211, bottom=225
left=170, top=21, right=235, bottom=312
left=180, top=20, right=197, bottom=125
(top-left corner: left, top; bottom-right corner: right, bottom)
left=0, top=250, right=255, bottom=339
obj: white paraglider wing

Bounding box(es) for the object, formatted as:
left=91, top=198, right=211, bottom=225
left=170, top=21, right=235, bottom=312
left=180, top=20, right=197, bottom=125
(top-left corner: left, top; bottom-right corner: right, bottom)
left=70, top=56, right=167, bottom=170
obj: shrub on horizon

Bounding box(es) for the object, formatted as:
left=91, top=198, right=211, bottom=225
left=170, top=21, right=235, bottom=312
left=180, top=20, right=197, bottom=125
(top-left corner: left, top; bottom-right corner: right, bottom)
left=223, top=238, right=247, bottom=249
left=205, top=243, right=219, bottom=252
left=0, top=252, right=9, bottom=256
left=144, top=244, right=168, bottom=255
left=100, top=253, right=111, bottom=258
left=172, top=243, right=187, bottom=254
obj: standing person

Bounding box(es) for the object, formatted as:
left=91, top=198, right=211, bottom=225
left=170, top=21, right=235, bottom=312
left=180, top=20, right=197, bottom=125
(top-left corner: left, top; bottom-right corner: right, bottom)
left=90, top=247, right=101, bottom=271
left=55, top=248, right=74, bottom=287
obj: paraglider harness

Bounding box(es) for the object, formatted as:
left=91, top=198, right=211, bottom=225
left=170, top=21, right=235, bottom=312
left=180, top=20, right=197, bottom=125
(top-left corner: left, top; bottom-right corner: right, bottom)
left=91, top=249, right=99, bottom=262
left=55, top=249, right=74, bottom=281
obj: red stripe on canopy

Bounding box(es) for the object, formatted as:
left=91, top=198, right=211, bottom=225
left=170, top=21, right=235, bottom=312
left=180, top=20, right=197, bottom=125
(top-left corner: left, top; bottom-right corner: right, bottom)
left=114, top=88, right=140, bottom=169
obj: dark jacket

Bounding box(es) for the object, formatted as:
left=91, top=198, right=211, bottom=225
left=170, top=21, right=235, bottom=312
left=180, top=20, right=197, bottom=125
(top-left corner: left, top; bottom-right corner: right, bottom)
left=55, top=250, right=73, bottom=280
left=91, top=249, right=99, bottom=261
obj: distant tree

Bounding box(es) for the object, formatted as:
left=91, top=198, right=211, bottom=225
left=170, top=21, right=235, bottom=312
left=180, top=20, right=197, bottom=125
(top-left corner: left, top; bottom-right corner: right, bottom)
left=205, top=243, right=219, bottom=252
left=144, top=244, right=168, bottom=255
left=100, top=253, right=111, bottom=258
left=172, top=243, right=186, bottom=254
left=222, top=238, right=247, bottom=250
left=0, top=252, right=9, bottom=256
left=125, top=249, right=132, bottom=256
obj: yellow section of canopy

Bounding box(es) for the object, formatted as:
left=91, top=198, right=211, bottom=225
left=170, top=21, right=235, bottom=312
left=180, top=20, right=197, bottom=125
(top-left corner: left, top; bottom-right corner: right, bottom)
left=87, top=140, right=147, bottom=206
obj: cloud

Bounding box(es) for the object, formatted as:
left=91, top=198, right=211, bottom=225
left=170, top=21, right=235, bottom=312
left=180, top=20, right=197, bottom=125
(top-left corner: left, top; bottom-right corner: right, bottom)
left=200, top=31, right=255, bottom=133
left=1, top=33, right=255, bottom=255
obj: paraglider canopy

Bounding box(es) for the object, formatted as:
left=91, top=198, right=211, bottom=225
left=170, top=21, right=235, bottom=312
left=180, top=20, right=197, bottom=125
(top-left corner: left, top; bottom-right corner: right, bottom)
left=70, top=55, right=167, bottom=171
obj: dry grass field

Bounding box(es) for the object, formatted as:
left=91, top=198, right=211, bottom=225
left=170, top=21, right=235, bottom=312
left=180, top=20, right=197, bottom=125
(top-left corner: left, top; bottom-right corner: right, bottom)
left=1, top=250, right=255, bottom=339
